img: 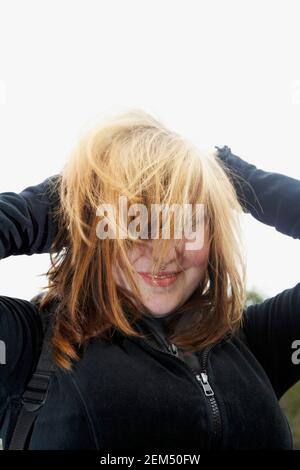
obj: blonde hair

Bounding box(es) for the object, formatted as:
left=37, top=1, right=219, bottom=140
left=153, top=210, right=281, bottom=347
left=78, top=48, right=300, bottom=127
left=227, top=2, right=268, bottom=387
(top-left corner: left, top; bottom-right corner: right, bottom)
left=39, top=108, right=247, bottom=369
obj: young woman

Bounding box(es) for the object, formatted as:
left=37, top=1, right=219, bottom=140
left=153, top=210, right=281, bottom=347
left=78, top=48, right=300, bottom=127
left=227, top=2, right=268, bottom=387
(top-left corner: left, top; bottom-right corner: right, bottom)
left=0, top=109, right=299, bottom=451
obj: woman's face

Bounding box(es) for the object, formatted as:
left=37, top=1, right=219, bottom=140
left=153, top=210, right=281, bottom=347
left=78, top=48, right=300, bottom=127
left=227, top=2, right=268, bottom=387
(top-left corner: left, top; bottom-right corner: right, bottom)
left=112, top=224, right=211, bottom=318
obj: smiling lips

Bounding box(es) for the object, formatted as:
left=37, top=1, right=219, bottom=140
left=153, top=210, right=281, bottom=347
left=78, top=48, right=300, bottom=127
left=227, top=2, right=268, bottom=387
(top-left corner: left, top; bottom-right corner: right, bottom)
left=138, top=271, right=181, bottom=287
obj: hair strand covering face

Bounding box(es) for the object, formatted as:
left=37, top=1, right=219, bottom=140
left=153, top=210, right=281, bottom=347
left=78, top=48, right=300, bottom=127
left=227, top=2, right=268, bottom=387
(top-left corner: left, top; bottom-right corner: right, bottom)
left=38, top=108, right=247, bottom=370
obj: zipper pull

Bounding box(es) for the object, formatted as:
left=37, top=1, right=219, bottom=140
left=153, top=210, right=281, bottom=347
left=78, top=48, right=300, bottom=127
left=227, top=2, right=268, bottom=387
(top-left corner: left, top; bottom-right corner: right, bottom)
left=196, top=372, right=214, bottom=397
left=168, top=343, right=179, bottom=357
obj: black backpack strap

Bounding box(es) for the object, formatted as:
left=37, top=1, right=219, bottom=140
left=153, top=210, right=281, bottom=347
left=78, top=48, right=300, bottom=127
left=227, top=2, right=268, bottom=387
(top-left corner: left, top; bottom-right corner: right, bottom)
left=8, top=302, right=55, bottom=450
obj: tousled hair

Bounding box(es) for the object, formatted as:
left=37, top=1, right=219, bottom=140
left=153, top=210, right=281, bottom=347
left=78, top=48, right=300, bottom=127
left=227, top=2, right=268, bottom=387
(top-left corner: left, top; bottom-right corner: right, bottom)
left=38, top=108, right=247, bottom=369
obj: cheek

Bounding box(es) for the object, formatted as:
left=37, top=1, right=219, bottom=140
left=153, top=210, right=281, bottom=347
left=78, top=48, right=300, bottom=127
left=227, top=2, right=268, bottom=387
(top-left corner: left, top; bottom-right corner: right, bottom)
left=112, top=264, right=122, bottom=285
left=112, top=247, right=141, bottom=287
left=182, top=221, right=211, bottom=267
left=126, top=245, right=143, bottom=264
left=183, top=242, right=210, bottom=268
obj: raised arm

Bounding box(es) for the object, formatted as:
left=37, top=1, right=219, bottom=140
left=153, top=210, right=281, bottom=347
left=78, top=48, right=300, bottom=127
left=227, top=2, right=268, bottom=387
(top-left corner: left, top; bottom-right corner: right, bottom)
left=0, top=175, right=61, bottom=441
left=215, top=145, right=300, bottom=398
left=0, top=174, right=61, bottom=260
left=215, top=145, right=300, bottom=239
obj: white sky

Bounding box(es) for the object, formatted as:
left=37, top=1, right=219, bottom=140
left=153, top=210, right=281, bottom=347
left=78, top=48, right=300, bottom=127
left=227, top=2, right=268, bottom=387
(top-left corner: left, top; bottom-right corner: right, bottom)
left=0, top=0, right=300, bottom=301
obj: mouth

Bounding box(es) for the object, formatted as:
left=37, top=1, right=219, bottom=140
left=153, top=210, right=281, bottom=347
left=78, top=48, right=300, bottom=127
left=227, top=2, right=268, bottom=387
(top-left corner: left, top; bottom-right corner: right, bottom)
left=138, top=271, right=182, bottom=287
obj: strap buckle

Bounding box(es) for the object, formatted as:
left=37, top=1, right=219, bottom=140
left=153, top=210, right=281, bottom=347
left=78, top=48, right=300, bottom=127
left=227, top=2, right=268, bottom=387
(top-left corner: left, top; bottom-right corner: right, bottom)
left=21, top=372, right=52, bottom=412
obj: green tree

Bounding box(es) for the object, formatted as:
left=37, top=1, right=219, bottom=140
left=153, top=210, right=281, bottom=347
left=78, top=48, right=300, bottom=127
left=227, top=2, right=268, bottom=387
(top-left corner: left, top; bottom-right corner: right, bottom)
left=245, top=288, right=264, bottom=307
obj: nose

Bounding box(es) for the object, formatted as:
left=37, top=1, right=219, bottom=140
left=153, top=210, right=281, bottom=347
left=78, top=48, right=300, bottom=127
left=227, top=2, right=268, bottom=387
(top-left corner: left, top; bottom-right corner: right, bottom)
left=141, top=238, right=185, bottom=265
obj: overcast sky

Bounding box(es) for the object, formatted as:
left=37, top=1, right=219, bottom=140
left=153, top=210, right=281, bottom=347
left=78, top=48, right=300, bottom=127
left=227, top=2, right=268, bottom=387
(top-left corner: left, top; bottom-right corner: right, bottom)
left=0, top=0, right=300, bottom=301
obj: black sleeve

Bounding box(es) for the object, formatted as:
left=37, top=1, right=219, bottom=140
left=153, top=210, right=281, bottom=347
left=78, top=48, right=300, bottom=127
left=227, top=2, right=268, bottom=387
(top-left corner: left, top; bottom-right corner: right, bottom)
left=215, top=145, right=300, bottom=398
left=0, top=176, right=60, bottom=421
left=0, top=297, right=43, bottom=414
left=215, top=145, right=300, bottom=239
left=0, top=174, right=61, bottom=259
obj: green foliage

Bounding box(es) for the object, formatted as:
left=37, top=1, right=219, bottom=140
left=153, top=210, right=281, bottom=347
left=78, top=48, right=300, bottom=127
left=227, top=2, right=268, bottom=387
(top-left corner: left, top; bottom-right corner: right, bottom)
left=245, top=289, right=264, bottom=307
left=280, top=382, right=300, bottom=449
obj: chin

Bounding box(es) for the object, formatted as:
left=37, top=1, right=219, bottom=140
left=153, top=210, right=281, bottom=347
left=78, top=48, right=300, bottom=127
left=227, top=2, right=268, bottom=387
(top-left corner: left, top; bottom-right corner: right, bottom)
left=146, top=311, right=173, bottom=318
left=143, top=302, right=179, bottom=317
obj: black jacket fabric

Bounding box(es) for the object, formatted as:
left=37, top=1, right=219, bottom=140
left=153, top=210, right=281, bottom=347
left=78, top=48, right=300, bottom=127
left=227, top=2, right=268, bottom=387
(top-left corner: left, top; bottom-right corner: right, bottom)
left=0, top=146, right=300, bottom=451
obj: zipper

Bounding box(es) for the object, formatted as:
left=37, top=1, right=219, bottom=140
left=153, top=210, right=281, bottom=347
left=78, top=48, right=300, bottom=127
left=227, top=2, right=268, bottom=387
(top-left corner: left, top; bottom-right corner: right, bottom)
left=196, top=345, right=222, bottom=446
left=132, top=328, right=230, bottom=448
